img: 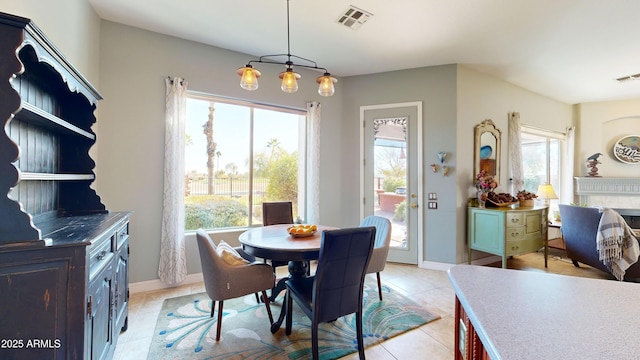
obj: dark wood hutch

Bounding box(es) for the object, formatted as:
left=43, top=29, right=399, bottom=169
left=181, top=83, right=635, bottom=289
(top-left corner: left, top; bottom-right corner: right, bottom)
left=0, top=12, right=130, bottom=360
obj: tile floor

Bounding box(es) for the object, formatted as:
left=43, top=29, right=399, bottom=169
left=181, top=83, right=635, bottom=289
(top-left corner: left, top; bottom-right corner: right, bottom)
left=113, top=248, right=610, bottom=360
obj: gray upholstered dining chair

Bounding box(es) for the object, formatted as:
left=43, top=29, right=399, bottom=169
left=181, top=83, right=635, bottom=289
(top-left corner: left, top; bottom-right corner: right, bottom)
left=285, top=226, right=376, bottom=360
left=196, top=230, right=275, bottom=341
left=359, top=215, right=392, bottom=300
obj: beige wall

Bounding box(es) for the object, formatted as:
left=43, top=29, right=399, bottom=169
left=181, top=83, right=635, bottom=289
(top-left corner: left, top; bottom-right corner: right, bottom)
left=576, top=100, right=640, bottom=178
left=457, top=66, right=573, bottom=264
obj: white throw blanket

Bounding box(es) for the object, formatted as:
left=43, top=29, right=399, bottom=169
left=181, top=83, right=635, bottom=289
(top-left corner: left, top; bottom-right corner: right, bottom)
left=596, top=208, right=640, bottom=281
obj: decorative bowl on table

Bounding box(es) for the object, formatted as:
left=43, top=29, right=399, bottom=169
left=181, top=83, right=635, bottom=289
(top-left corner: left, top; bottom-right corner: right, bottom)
left=485, top=192, right=518, bottom=207
left=287, top=224, right=318, bottom=238
left=486, top=199, right=518, bottom=207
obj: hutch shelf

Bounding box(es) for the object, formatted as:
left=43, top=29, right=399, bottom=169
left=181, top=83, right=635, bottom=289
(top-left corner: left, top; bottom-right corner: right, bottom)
left=0, top=12, right=130, bottom=360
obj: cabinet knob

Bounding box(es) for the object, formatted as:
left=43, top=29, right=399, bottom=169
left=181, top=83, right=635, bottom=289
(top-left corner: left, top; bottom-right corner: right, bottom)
left=511, top=218, right=519, bottom=223
left=511, top=232, right=519, bottom=237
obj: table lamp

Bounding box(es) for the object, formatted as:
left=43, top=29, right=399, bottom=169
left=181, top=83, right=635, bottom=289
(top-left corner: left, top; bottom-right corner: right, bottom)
left=536, top=183, right=558, bottom=206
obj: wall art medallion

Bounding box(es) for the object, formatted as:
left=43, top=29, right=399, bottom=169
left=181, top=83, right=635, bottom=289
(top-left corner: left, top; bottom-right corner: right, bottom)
left=613, top=135, right=640, bottom=164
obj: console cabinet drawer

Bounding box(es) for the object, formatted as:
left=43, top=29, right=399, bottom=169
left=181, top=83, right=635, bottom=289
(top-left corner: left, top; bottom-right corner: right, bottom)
left=505, top=226, right=525, bottom=241
left=506, top=213, right=524, bottom=226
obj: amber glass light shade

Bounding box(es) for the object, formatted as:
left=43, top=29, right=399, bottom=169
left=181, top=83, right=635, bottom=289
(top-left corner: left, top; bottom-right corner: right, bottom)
left=279, top=68, right=300, bottom=93
left=237, top=66, right=261, bottom=91
left=316, top=73, right=337, bottom=96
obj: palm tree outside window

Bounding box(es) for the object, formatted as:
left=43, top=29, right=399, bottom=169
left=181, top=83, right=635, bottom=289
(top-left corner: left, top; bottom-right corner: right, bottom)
left=183, top=95, right=307, bottom=231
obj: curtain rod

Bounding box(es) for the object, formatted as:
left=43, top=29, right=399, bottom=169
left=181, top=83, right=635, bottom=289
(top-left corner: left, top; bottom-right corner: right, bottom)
left=520, top=123, right=566, bottom=136
left=167, top=76, right=185, bottom=86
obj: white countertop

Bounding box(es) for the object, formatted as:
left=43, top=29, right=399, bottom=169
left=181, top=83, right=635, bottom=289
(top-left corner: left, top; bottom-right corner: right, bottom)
left=448, top=265, right=640, bottom=360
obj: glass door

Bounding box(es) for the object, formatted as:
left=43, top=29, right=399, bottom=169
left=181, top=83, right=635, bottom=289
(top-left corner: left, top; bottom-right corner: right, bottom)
left=361, top=103, right=421, bottom=264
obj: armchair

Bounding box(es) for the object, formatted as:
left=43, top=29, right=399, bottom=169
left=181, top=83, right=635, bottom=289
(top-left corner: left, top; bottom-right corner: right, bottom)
left=196, top=230, right=275, bottom=341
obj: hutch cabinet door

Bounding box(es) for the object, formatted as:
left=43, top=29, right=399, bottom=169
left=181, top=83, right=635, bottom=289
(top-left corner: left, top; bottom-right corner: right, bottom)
left=86, top=260, right=115, bottom=360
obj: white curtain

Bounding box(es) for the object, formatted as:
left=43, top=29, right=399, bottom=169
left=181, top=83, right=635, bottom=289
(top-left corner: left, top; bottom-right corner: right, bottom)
left=562, top=126, right=576, bottom=204
left=159, top=77, right=188, bottom=285
left=508, top=112, right=523, bottom=194
left=306, top=101, right=321, bottom=224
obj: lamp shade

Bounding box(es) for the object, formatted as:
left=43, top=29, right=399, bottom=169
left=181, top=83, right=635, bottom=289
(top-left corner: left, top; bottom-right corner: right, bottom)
left=279, top=69, right=300, bottom=93
left=536, top=183, right=558, bottom=200
left=237, top=66, right=261, bottom=91
left=316, top=73, right=337, bottom=96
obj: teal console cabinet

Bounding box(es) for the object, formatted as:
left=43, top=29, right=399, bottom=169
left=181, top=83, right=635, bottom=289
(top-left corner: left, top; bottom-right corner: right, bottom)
left=468, top=206, right=548, bottom=268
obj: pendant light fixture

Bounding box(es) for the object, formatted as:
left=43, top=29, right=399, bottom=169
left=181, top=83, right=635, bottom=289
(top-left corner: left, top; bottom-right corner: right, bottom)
left=237, top=0, right=337, bottom=96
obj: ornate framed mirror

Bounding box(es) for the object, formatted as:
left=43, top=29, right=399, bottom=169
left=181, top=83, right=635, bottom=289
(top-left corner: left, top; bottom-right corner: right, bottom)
left=474, top=119, right=501, bottom=181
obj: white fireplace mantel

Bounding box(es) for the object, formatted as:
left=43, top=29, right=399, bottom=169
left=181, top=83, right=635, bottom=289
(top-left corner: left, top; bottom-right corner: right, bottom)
left=574, top=177, right=640, bottom=211
left=575, top=177, right=640, bottom=196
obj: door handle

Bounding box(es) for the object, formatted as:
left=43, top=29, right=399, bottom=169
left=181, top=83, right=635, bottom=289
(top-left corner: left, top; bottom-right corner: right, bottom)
left=410, top=203, right=418, bottom=208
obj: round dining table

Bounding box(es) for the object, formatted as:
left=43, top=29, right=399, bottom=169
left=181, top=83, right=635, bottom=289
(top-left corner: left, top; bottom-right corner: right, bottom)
left=238, top=224, right=337, bottom=332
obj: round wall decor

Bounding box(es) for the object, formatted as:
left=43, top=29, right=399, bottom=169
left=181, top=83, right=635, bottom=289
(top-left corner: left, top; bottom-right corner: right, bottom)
left=613, top=135, right=640, bottom=164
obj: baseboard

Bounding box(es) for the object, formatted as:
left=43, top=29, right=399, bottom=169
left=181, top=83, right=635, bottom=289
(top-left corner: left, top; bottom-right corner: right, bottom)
left=420, top=260, right=456, bottom=272
left=129, top=273, right=204, bottom=294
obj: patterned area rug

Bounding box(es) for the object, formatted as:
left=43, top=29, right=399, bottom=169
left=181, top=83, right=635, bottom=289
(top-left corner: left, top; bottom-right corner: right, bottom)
left=147, top=280, right=440, bottom=360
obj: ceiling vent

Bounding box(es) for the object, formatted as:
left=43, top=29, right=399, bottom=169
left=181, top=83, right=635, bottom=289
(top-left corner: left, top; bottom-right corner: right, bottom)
left=337, top=5, right=373, bottom=30
left=616, top=73, right=640, bottom=82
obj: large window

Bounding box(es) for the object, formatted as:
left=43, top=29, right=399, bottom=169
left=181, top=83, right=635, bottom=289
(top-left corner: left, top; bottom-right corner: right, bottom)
left=521, top=127, right=565, bottom=214
left=184, top=95, right=306, bottom=231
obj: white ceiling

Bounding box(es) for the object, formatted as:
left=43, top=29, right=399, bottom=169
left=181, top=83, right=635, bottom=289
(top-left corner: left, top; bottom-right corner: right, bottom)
left=89, top=0, right=640, bottom=104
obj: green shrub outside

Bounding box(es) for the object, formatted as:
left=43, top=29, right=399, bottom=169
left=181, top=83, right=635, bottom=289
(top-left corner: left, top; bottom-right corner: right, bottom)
left=394, top=200, right=406, bottom=222
left=266, top=152, right=298, bottom=203
left=185, top=195, right=248, bottom=230
left=383, top=177, right=406, bottom=193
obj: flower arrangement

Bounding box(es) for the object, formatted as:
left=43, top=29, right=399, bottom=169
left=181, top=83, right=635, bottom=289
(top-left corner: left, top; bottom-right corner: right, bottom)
left=474, top=170, right=498, bottom=192
left=516, top=190, right=538, bottom=201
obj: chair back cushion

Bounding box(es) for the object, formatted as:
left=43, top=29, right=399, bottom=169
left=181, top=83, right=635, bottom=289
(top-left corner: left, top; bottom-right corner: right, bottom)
left=196, top=230, right=227, bottom=299
left=262, top=201, right=294, bottom=225
left=359, top=215, right=392, bottom=248
left=313, top=226, right=376, bottom=322
left=558, top=204, right=609, bottom=273
left=360, top=215, right=392, bottom=273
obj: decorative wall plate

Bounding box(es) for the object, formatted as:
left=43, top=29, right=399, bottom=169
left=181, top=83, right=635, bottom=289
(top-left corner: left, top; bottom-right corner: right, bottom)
left=480, top=145, right=492, bottom=159
left=613, top=135, right=640, bottom=164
